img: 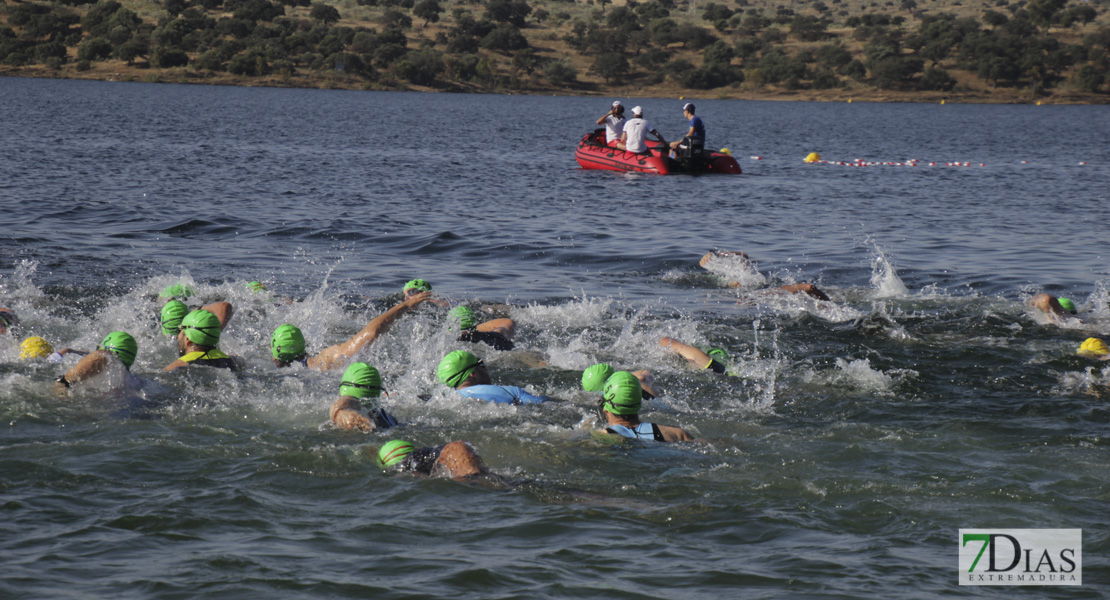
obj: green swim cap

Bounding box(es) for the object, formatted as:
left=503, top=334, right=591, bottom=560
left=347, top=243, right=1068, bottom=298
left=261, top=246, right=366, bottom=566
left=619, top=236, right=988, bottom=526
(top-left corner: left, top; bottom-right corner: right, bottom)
left=1058, top=297, right=1077, bottom=314
left=437, top=350, right=481, bottom=388
left=379, top=440, right=415, bottom=467
left=582, top=363, right=615, bottom=392
left=403, top=279, right=432, bottom=294
left=704, top=347, right=729, bottom=362
left=99, top=331, right=138, bottom=369
left=160, top=300, right=189, bottom=336
left=159, top=283, right=195, bottom=300
left=340, top=362, right=383, bottom=402
left=248, top=281, right=267, bottom=293
left=602, top=371, right=642, bottom=416
left=180, top=309, right=221, bottom=346
left=448, top=306, right=477, bottom=331
left=270, top=324, right=306, bottom=362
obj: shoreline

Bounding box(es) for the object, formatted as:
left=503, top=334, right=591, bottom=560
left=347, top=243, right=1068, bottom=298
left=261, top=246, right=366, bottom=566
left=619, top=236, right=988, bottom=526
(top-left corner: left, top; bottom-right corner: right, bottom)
left=4, top=66, right=1107, bottom=106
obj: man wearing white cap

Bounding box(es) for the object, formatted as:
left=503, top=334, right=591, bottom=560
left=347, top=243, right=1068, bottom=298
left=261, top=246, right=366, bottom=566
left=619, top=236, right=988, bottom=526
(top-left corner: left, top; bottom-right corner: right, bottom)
left=670, top=102, right=705, bottom=154
left=596, top=101, right=626, bottom=147
left=618, top=105, right=666, bottom=154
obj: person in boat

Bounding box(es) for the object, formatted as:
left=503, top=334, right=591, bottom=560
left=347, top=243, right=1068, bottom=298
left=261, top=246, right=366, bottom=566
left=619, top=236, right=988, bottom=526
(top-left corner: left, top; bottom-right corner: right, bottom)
left=436, top=350, right=550, bottom=404
left=329, top=362, right=400, bottom=432
left=1077, top=337, right=1110, bottom=360
left=269, top=290, right=433, bottom=372
left=378, top=439, right=488, bottom=479
left=164, top=309, right=245, bottom=372
left=582, top=363, right=659, bottom=399
left=668, top=102, right=705, bottom=156
left=596, top=100, right=626, bottom=147
left=700, top=250, right=831, bottom=301
left=0, top=307, right=18, bottom=335
left=448, top=306, right=515, bottom=351
left=658, top=337, right=734, bottom=375
left=617, top=106, right=666, bottom=155
left=55, top=331, right=139, bottom=391
left=595, top=371, right=699, bottom=443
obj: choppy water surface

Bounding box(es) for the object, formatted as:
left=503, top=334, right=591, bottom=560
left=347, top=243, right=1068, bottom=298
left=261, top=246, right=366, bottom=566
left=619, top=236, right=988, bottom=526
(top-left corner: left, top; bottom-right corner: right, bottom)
left=1, top=78, right=1109, bottom=598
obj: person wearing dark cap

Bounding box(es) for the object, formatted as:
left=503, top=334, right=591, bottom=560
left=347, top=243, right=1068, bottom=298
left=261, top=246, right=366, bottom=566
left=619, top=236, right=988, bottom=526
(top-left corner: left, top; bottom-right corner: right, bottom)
left=669, top=102, right=705, bottom=155
left=618, top=106, right=666, bottom=154
left=596, top=100, right=626, bottom=147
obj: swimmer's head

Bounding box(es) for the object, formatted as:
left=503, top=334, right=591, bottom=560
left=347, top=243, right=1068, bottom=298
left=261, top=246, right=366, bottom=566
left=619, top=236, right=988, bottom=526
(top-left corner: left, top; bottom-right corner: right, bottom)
left=1058, top=297, right=1077, bottom=314
left=160, top=300, right=189, bottom=336
left=581, top=363, right=615, bottom=392
left=270, top=324, right=306, bottom=363
left=403, top=279, right=432, bottom=297
left=704, top=347, right=729, bottom=363
left=448, top=306, right=477, bottom=331
left=437, top=350, right=482, bottom=388
left=340, top=362, right=383, bottom=408
left=0, top=310, right=19, bottom=334
left=20, top=336, right=53, bottom=360
left=1078, top=337, right=1109, bottom=358
left=602, top=371, right=642, bottom=416
left=180, top=310, right=221, bottom=347
left=379, top=440, right=415, bottom=468
left=159, top=283, right=195, bottom=301
left=99, top=331, right=138, bottom=369
left=247, top=281, right=267, bottom=293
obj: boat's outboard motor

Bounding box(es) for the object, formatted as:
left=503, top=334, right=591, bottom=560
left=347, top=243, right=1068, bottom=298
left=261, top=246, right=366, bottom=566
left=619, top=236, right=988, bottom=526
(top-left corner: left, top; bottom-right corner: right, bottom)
left=676, top=136, right=707, bottom=172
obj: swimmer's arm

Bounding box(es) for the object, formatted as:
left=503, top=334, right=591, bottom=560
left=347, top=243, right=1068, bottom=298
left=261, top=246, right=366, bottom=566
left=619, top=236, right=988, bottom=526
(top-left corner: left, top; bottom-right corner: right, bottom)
left=659, top=337, right=714, bottom=370
left=655, top=424, right=706, bottom=444
left=201, top=301, right=234, bottom=330
left=309, top=292, right=432, bottom=371
left=475, top=318, right=515, bottom=338
left=163, top=359, right=189, bottom=372
left=58, top=348, right=89, bottom=357
left=699, top=250, right=749, bottom=269
left=60, top=351, right=110, bottom=386
left=437, top=441, right=486, bottom=479
left=330, top=397, right=375, bottom=432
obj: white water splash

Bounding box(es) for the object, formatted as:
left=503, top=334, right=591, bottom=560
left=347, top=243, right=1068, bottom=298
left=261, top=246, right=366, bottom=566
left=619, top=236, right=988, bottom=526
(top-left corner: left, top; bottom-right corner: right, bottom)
left=868, top=242, right=909, bottom=299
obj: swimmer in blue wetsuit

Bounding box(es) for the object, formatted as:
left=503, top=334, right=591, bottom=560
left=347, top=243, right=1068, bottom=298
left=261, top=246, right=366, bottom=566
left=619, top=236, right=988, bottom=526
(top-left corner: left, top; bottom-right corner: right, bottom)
left=595, top=371, right=699, bottom=443
left=437, top=350, right=549, bottom=405
left=329, top=362, right=400, bottom=432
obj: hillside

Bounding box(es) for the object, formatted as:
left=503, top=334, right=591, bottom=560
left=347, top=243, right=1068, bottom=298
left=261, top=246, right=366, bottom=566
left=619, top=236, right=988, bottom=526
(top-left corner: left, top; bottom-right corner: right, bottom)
left=1, top=0, right=1109, bottom=102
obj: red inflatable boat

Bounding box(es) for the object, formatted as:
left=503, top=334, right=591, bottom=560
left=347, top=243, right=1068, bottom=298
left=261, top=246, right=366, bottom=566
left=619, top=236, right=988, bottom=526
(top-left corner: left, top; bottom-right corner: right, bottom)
left=574, top=130, right=741, bottom=175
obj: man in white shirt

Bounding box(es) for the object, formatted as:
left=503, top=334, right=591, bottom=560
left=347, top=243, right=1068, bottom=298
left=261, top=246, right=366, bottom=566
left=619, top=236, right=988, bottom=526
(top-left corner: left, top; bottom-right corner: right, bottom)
left=618, top=106, right=666, bottom=154
left=596, top=100, right=626, bottom=147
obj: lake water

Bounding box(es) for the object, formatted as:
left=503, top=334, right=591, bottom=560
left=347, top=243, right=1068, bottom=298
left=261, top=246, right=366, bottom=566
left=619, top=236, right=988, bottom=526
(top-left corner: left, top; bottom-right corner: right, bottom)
left=1, top=77, right=1108, bottom=598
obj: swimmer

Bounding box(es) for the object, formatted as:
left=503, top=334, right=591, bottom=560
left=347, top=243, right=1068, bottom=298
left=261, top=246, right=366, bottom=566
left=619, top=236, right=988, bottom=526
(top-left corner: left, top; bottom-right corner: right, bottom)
left=0, top=307, right=18, bottom=335
left=1077, top=338, right=1110, bottom=360
left=448, top=306, right=515, bottom=351
left=594, top=371, right=699, bottom=443
left=378, top=439, right=487, bottom=479
left=55, top=331, right=138, bottom=390
left=20, top=336, right=87, bottom=363
left=1030, top=293, right=1078, bottom=320
left=160, top=300, right=233, bottom=337
left=659, top=337, right=732, bottom=374
left=582, top=362, right=659, bottom=399
left=329, top=362, right=400, bottom=431
left=437, top=350, right=550, bottom=404
left=269, top=291, right=434, bottom=372
left=158, top=283, right=195, bottom=303
left=402, top=279, right=451, bottom=307
left=164, top=309, right=244, bottom=372
left=699, top=250, right=831, bottom=301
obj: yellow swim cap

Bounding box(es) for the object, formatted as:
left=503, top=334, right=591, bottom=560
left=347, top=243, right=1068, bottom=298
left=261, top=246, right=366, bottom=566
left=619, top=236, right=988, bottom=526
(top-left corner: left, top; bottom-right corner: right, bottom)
left=20, top=336, right=53, bottom=360
left=1077, top=337, right=1109, bottom=358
